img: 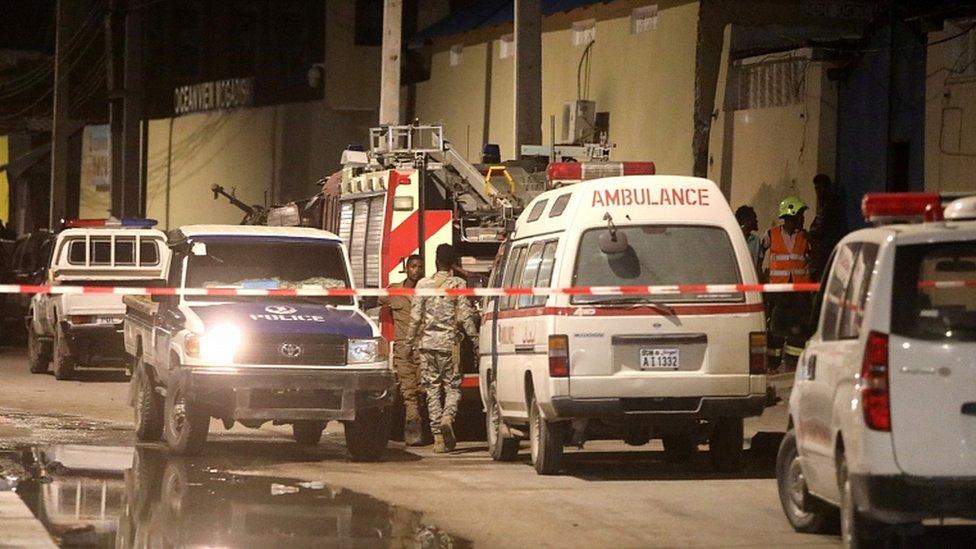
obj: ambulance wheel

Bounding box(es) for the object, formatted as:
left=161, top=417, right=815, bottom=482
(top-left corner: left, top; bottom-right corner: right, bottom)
left=53, top=324, right=75, bottom=380
left=164, top=380, right=209, bottom=456
left=777, top=430, right=835, bottom=533
left=529, top=395, right=564, bottom=475
left=486, top=377, right=519, bottom=462
left=708, top=417, right=744, bottom=472
left=27, top=324, right=50, bottom=374
left=345, top=406, right=390, bottom=462
left=134, top=359, right=164, bottom=442
left=292, top=421, right=326, bottom=446
left=662, top=433, right=698, bottom=463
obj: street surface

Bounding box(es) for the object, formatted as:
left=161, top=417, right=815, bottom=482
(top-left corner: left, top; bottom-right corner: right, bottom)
left=1, top=344, right=972, bottom=547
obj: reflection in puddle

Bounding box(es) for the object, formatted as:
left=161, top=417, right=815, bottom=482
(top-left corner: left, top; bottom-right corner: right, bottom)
left=5, top=445, right=468, bottom=548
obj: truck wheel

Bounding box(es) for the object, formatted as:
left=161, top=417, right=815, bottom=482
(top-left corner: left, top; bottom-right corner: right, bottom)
left=839, top=454, right=887, bottom=548
left=53, top=325, right=75, bottom=380
left=344, top=406, right=391, bottom=462
left=486, top=377, right=519, bottom=462
left=662, top=433, right=698, bottom=463
left=529, top=395, right=564, bottom=475
left=164, top=381, right=209, bottom=456
left=27, top=324, right=50, bottom=374
left=708, top=417, right=744, bottom=472
left=134, top=359, right=164, bottom=442
left=292, top=421, right=326, bottom=446
left=777, top=430, right=835, bottom=533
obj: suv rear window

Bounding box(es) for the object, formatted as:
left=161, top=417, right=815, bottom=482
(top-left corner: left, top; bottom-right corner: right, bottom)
left=572, top=225, right=742, bottom=304
left=892, top=242, right=976, bottom=341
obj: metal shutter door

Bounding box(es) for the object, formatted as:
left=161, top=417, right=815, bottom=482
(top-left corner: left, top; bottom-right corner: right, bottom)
left=365, top=195, right=385, bottom=287
left=350, top=200, right=369, bottom=287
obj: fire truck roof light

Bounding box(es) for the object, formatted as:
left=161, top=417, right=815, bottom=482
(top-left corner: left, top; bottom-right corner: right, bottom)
left=861, top=193, right=943, bottom=225
left=64, top=217, right=157, bottom=229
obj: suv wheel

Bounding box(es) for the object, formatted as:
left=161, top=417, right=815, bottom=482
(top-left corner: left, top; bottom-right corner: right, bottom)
left=662, top=432, right=698, bottom=463
left=344, top=406, right=391, bottom=462
left=292, top=421, right=326, bottom=446
left=529, top=395, right=564, bottom=475
left=486, top=377, right=519, bottom=461
left=53, top=324, right=75, bottom=380
left=27, top=324, right=50, bottom=374
left=776, top=430, right=835, bottom=533
left=839, top=454, right=886, bottom=548
left=133, top=359, right=164, bottom=442
left=708, top=417, right=744, bottom=472
left=164, top=380, right=209, bottom=456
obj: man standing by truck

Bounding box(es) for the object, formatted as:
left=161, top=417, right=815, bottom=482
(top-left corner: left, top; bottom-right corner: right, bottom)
left=379, top=254, right=428, bottom=446
left=405, top=244, right=479, bottom=453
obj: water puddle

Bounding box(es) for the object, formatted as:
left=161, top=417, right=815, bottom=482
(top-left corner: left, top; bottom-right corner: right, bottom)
left=1, top=445, right=469, bottom=547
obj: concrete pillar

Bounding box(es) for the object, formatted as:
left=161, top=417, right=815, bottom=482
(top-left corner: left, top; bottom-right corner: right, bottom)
left=514, top=0, right=542, bottom=158
left=379, top=0, right=402, bottom=125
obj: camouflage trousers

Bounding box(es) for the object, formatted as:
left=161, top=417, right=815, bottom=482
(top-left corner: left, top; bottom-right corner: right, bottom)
left=419, top=349, right=461, bottom=435
left=393, top=341, right=422, bottom=422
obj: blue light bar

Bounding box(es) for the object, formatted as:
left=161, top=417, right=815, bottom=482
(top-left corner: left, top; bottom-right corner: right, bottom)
left=120, top=218, right=158, bottom=228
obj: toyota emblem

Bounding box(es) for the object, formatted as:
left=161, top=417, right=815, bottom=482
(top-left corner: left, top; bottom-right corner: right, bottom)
left=265, top=305, right=297, bottom=315
left=279, top=343, right=303, bottom=358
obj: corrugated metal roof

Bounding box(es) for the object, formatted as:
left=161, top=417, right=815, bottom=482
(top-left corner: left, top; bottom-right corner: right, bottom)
left=411, top=0, right=612, bottom=46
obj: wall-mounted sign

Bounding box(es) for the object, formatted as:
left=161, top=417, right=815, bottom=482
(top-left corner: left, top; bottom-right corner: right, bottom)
left=173, top=77, right=254, bottom=116
left=81, top=125, right=111, bottom=192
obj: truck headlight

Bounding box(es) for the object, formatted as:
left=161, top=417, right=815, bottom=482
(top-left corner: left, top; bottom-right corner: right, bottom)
left=186, top=324, right=241, bottom=363
left=347, top=337, right=387, bottom=365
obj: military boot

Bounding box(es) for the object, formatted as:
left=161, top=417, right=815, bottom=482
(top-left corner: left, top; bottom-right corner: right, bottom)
left=440, top=415, right=456, bottom=451
left=404, top=417, right=424, bottom=446
left=432, top=433, right=446, bottom=453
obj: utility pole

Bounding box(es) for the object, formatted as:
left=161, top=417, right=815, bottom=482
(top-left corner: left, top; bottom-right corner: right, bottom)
left=107, top=0, right=124, bottom=217
left=50, top=0, right=73, bottom=228
left=514, top=0, right=542, bottom=159
left=379, top=0, right=402, bottom=125
left=108, top=0, right=144, bottom=219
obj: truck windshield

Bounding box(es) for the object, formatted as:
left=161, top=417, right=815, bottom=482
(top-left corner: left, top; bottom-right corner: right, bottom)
left=892, top=242, right=976, bottom=342
left=572, top=225, right=742, bottom=304
left=185, top=238, right=354, bottom=306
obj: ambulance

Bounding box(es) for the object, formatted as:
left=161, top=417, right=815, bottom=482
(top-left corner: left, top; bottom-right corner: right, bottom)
left=480, top=175, right=768, bottom=474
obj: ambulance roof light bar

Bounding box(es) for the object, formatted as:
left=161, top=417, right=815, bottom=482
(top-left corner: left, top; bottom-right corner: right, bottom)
left=63, top=217, right=158, bottom=229
left=861, top=192, right=976, bottom=225
left=547, top=161, right=656, bottom=187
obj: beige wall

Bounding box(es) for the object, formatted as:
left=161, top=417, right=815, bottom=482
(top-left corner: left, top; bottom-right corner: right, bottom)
left=416, top=1, right=698, bottom=172
left=925, top=29, right=976, bottom=192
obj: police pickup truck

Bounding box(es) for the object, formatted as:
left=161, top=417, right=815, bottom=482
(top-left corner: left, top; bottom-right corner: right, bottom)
left=123, top=225, right=395, bottom=458
left=28, top=218, right=170, bottom=379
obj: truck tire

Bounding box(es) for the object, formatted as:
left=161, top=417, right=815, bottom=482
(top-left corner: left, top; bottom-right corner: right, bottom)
left=292, top=421, right=326, bottom=446
left=133, top=359, right=164, bottom=442
left=486, top=377, right=519, bottom=462
left=164, top=380, right=209, bottom=456
left=529, top=395, right=564, bottom=475
left=53, top=324, right=75, bottom=380
left=708, top=417, right=744, bottom=472
left=344, top=406, right=390, bottom=462
left=662, top=432, right=698, bottom=463
left=27, top=324, right=50, bottom=374
left=776, top=430, right=835, bottom=533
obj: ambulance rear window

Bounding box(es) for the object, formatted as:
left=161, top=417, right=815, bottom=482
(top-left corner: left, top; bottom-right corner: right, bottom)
left=892, top=242, right=976, bottom=342
left=572, top=225, right=742, bottom=303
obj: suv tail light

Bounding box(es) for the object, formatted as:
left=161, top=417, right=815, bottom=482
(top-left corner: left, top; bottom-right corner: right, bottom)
left=861, top=331, right=890, bottom=431
left=548, top=335, right=569, bottom=377
left=749, top=332, right=767, bottom=374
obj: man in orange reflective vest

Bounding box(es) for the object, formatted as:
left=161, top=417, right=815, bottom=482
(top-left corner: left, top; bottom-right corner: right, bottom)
left=762, top=196, right=812, bottom=373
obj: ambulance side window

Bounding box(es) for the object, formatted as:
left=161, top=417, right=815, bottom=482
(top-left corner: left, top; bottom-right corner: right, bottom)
left=500, top=245, right=526, bottom=311
left=820, top=242, right=859, bottom=341
left=517, top=242, right=546, bottom=308
left=530, top=240, right=559, bottom=306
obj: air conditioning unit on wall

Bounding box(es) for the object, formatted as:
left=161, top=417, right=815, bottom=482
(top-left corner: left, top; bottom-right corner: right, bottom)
left=561, top=100, right=596, bottom=144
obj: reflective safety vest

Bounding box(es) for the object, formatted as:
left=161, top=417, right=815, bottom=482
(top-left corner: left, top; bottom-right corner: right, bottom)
left=768, top=226, right=811, bottom=283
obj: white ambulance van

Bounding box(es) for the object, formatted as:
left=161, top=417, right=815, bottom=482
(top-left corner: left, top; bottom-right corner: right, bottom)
left=480, top=175, right=768, bottom=474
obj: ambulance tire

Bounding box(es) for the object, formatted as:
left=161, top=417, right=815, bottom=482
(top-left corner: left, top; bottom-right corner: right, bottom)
left=134, top=359, right=164, bottom=442
left=776, top=430, right=835, bottom=534
left=529, top=395, right=564, bottom=475
left=486, top=377, right=519, bottom=462
left=662, top=433, right=698, bottom=463
left=292, top=421, right=326, bottom=446
left=164, top=380, right=209, bottom=456
left=53, top=324, right=75, bottom=380
left=27, top=324, right=50, bottom=374
left=345, top=406, right=391, bottom=462
left=708, top=417, right=744, bottom=472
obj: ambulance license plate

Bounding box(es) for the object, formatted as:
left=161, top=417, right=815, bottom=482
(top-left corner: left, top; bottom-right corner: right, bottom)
left=640, top=348, right=679, bottom=370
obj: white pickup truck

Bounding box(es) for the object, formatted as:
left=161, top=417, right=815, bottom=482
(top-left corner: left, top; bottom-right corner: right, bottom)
left=28, top=219, right=170, bottom=380
left=124, top=225, right=395, bottom=457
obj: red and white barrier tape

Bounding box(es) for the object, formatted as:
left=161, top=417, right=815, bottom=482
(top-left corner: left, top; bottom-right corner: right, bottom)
left=0, top=283, right=822, bottom=297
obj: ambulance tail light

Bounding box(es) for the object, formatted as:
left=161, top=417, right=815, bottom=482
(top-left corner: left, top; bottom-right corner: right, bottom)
left=860, top=331, right=890, bottom=431
left=749, top=332, right=767, bottom=375
left=861, top=193, right=943, bottom=225
left=548, top=335, right=570, bottom=377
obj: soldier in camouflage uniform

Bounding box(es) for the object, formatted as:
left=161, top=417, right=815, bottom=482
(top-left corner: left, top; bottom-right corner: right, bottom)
left=405, top=244, right=479, bottom=453
left=378, top=254, right=428, bottom=446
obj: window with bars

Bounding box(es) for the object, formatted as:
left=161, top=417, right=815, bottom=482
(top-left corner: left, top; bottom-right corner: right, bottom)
left=729, top=58, right=806, bottom=111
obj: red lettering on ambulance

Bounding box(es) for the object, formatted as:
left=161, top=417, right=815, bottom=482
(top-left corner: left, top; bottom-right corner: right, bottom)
left=686, top=188, right=698, bottom=205
left=592, top=191, right=604, bottom=207
left=699, top=188, right=710, bottom=206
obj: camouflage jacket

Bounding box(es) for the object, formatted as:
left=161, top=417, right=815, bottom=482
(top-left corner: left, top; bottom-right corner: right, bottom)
left=406, top=271, right=479, bottom=352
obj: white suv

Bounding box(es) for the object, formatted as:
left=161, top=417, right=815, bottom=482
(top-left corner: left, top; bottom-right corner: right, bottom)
left=777, top=194, right=976, bottom=547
